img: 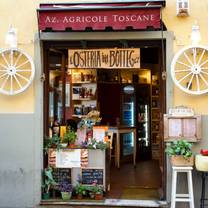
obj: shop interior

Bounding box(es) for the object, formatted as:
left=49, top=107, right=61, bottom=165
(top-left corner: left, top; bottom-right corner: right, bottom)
left=43, top=40, right=165, bottom=200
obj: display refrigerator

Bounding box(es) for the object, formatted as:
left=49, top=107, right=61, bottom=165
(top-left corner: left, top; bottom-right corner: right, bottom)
left=121, top=84, right=150, bottom=159
left=121, top=85, right=136, bottom=156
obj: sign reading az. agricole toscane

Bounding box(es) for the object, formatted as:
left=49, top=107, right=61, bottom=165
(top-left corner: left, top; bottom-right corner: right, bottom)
left=38, top=8, right=160, bottom=31
left=68, top=48, right=140, bottom=69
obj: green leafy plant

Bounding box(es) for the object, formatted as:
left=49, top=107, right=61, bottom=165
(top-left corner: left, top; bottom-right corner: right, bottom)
left=42, top=166, right=58, bottom=194
left=90, top=184, right=103, bottom=194
left=87, top=139, right=107, bottom=151
left=63, top=130, right=77, bottom=145
left=44, top=135, right=61, bottom=153
left=75, top=183, right=87, bottom=196
left=165, top=139, right=193, bottom=159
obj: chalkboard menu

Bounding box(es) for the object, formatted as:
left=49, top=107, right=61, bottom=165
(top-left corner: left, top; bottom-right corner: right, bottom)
left=82, top=168, right=103, bottom=185
left=52, top=168, right=71, bottom=189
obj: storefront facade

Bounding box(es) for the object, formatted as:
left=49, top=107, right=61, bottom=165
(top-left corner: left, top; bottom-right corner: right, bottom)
left=0, top=0, right=208, bottom=207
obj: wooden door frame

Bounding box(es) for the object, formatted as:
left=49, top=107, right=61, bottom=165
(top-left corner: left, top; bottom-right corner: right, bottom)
left=40, top=31, right=174, bottom=201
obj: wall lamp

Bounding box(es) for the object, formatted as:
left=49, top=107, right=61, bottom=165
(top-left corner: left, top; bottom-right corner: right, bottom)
left=5, top=26, right=17, bottom=48
left=191, top=23, right=201, bottom=45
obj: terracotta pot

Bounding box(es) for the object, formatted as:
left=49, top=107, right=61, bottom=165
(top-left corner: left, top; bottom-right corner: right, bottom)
left=68, top=143, right=76, bottom=148
left=77, top=194, right=83, bottom=200
left=171, top=155, right=194, bottom=166
left=95, top=193, right=103, bottom=200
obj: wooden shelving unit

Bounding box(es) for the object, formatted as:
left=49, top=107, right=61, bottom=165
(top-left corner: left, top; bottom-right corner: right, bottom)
left=151, top=74, right=160, bottom=160
left=71, top=69, right=97, bottom=118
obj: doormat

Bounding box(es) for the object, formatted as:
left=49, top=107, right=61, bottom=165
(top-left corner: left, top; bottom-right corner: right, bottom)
left=121, top=187, right=160, bottom=200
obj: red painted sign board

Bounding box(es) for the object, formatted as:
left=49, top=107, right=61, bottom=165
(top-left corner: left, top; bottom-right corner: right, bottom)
left=38, top=8, right=161, bottom=31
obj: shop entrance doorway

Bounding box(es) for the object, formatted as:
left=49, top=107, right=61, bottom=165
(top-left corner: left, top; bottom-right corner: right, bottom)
left=43, top=39, right=166, bottom=201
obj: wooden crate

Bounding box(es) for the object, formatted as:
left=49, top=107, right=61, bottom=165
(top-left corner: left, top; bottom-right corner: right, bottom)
left=164, top=114, right=201, bottom=142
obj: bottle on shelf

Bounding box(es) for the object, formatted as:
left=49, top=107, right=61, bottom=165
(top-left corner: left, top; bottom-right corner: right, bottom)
left=52, top=119, right=60, bottom=136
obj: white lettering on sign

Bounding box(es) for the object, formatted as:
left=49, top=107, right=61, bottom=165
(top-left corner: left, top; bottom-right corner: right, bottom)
left=112, top=14, right=155, bottom=22
left=45, top=16, right=59, bottom=23
left=62, top=15, right=108, bottom=23
left=44, top=14, right=156, bottom=24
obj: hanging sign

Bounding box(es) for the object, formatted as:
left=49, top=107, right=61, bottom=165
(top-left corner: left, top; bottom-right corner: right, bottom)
left=68, top=48, right=140, bottom=69
left=38, top=5, right=161, bottom=31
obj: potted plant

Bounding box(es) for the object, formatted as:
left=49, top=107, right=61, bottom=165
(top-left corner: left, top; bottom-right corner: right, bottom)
left=94, top=185, right=103, bottom=200
left=75, top=183, right=87, bottom=200
left=165, top=139, right=194, bottom=166
left=86, top=182, right=104, bottom=200
left=42, top=166, right=58, bottom=199
left=44, top=135, right=61, bottom=154
left=86, top=139, right=107, bottom=150
left=63, top=129, right=77, bottom=148
left=59, top=181, right=73, bottom=200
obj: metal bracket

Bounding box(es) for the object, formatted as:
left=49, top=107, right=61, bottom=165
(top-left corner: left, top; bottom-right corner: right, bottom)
left=162, top=71, right=167, bottom=80
left=40, top=73, right=45, bottom=82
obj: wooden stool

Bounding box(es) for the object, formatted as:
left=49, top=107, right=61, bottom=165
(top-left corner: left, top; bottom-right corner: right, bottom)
left=171, top=166, right=194, bottom=208
left=108, top=132, right=117, bottom=167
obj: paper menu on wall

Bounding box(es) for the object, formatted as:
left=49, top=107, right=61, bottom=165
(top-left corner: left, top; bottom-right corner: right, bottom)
left=93, top=126, right=108, bottom=142
left=168, top=119, right=182, bottom=137
left=183, top=119, right=196, bottom=137
left=56, top=149, right=81, bottom=168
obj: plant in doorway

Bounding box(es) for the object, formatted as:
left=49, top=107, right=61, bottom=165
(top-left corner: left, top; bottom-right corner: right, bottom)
left=44, top=135, right=61, bottom=154
left=165, top=139, right=194, bottom=166
left=87, top=181, right=104, bottom=200
left=59, top=181, right=73, bottom=200
left=75, top=183, right=87, bottom=199
left=63, top=129, right=77, bottom=148
left=42, top=166, right=58, bottom=199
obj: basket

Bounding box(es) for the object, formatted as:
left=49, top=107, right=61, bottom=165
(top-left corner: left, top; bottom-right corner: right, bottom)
left=171, top=155, right=194, bottom=166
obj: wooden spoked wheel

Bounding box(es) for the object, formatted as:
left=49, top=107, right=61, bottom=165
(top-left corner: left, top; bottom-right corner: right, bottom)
left=171, top=45, right=208, bottom=95
left=0, top=48, right=35, bottom=95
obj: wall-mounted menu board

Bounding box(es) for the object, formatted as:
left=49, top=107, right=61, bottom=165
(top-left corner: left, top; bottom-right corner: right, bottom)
left=52, top=168, right=71, bottom=189
left=164, top=114, right=201, bottom=142
left=81, top=168, right=103, bottom=185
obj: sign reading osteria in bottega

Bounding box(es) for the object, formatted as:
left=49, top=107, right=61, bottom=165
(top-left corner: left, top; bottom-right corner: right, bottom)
left=68, top=48, right=140, bottom=69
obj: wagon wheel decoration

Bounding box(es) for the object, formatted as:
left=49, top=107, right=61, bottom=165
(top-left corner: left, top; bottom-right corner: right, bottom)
left=171, top=45, right=208, bottom=95
left=0, top=48, right=35, bottom=95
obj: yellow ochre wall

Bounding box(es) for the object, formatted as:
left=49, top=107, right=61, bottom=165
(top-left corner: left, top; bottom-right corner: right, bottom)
left=163, top=0, right=208, bottom=114
left=0, top=0, right=208, bottom=113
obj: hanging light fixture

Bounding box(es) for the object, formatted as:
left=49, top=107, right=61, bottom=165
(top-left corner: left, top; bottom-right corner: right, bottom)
left=191, top=23, right=201, bottom=45
left=5, top=26, right=17, bottom=48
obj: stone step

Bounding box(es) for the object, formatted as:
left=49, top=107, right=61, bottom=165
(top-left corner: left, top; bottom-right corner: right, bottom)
left=39, top=199, right=168, bottom=207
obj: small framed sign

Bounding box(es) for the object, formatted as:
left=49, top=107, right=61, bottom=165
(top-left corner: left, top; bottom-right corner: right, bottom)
left=168, top=106, right=194, bottom=117
left=164, top=114, right=201, bottom=142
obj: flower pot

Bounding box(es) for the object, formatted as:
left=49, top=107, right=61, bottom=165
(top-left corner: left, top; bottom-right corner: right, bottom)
left=171, top=155, right=194, bottom=166
left=42, top=192, right=50, bottom=200
left=77, top=194, right=83, bottom=200
left=61, top=143, right=68, bottom=148
left=95, top=193, right=103, bottom=200
left=69, top=143, right=76, bottom=148
left=61, top=192, right=72, bottom=200
left=89, top=192, right=95, bottom=199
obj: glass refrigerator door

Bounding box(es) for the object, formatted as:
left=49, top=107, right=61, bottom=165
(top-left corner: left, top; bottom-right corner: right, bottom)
left=137, top=104, right=149, bottom=146
left=122, top=102, right=135, bottom=126
left=122, top=102, right=135, bottom=156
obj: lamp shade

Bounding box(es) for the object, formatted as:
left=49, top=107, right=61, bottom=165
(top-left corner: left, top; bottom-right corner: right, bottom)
left=5, top=27, right=17, bottom=48
left=191, top=24, right=201, bottom=45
